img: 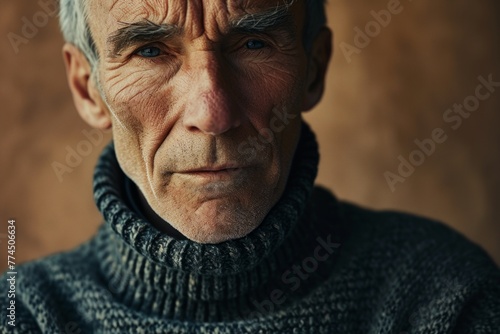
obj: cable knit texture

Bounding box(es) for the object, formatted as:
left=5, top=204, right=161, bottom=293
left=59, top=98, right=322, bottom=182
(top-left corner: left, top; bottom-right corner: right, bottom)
left=1, top=123, right=499, bottom=334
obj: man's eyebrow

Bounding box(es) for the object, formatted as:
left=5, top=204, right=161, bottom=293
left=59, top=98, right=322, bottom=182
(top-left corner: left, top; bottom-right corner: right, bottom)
left=230, top=5, right=295, bottom=35
left=106, top=5, right=295, bottom=58
left=107, top=20, right=181, bottom=58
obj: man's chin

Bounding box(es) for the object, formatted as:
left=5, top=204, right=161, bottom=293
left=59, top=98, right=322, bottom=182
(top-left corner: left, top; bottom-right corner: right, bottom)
left=164, top=204, right=264, bottom=244
left=174, top=222, right=261, bottom=244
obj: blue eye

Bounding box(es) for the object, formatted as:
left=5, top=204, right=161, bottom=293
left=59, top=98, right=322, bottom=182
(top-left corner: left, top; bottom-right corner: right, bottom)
left=137, top=47, right=161, bottom=58
left=246, top=40, right=266, bottom=50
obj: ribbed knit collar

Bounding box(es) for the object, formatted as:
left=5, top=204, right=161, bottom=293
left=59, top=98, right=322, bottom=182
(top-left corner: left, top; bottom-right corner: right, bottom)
left=92, top=122, right=337, bottom=321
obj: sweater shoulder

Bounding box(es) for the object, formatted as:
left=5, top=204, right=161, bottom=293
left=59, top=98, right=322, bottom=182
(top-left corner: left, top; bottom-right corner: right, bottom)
left=0, top=239, right=99, bottom=333
left=312, top=195, right=500, bottom=331
left=312, top=186, right=498, bottom=271
left=335, top=199, right=499, bottom=280
left=10, top=237, right=98, bottom=282
left=340, top=200, right=483, bottom=248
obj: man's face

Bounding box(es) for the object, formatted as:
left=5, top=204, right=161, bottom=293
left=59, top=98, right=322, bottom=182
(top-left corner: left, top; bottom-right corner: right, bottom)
left=87, top=0, right=317, bottom=243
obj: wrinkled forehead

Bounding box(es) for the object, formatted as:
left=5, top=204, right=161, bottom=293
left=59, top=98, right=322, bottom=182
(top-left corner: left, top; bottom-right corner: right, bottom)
left=88, top=0, right=300, bottom=40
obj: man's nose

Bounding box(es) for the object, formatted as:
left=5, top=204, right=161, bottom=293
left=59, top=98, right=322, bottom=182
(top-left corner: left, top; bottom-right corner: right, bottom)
left=183, top=56, right=242, bottom=136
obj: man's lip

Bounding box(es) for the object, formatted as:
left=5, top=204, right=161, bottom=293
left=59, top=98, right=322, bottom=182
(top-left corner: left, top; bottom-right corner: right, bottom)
left=174, top=167, right=245, bottom=181
left=177, top=165, right=244, bottom=174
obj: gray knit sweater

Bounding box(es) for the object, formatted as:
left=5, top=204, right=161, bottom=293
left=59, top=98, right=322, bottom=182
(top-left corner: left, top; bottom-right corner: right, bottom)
left=1, top=124, right=499, bottom=334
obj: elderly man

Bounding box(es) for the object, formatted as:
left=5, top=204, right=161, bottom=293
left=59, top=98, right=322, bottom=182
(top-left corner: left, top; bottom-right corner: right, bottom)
left=2, top=0, right=499, bottom=333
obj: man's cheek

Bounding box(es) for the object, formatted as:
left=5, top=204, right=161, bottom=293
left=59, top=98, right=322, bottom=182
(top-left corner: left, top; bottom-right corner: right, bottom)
left=106, top=70, right=166, bottom=105
left=248, top=66, right=301, bottom=99
left=260, top=59, right=301, bottom=80
left=110, top=91, right=172, bottom=133
left=113, top=135, right=145, bottom=183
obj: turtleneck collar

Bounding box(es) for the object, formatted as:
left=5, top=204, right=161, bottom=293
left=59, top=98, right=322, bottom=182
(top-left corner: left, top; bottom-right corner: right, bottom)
left=92, top=122, right=341, bottom=321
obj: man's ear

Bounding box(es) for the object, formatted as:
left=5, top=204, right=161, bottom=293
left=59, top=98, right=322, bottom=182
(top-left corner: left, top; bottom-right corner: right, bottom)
left=62, top=43, right=111, bottom=130
left=302, top=27, right=333, bottom=112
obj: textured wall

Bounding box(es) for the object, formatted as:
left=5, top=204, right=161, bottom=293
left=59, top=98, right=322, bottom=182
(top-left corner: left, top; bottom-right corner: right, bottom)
left=1, top=0, right=499, bottom=273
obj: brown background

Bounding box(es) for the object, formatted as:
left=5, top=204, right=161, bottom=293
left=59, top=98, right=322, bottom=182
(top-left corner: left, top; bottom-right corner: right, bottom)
left=1, top=0, right=499, bottom=272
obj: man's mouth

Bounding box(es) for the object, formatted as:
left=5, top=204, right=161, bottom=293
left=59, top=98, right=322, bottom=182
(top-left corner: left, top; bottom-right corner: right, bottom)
left=176, top=165, right=245, bottom=180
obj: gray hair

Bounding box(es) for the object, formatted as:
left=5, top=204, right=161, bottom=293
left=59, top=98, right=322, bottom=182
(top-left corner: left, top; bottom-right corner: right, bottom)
left=59, top=0, right=98, bottom=68
left=58, top=0, right=326, bottom=70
